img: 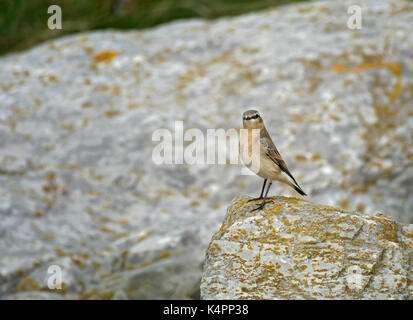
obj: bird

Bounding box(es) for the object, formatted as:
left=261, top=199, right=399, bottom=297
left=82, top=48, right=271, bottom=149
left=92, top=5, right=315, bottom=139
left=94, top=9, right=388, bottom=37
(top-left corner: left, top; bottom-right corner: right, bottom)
left=239, top=109, right=306, bottom=211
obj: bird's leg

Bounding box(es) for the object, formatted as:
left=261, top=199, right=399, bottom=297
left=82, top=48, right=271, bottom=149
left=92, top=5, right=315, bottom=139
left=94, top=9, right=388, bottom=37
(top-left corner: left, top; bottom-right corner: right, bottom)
left=251, top=181, right=273, bottom=212
left=248, top=179, right=267, bottom=202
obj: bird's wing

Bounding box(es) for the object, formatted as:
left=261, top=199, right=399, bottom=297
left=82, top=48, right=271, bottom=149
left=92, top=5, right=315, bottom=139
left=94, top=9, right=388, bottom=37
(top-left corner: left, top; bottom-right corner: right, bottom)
left=260, top=135, right=301, bottom=188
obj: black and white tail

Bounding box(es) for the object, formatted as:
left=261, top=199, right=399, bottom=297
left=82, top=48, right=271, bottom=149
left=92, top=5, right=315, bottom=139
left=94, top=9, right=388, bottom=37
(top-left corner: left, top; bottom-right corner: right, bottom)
left=294, top=185, right=307, bottom=196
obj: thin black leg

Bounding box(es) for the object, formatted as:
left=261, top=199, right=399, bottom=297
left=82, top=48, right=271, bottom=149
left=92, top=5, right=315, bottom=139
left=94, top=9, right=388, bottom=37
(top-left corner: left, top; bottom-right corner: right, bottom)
left=248, top=179, right=267, bottom=202
left=263, top=181, right=272, bottom=200
left=251, top=181, right=273, bottom=212
left=259, top=179, right=267, bottom=198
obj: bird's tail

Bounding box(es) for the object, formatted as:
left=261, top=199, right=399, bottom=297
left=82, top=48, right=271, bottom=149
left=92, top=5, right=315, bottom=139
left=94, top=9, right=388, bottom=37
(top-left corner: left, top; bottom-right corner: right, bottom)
left=279, top=170, right=307, bottom=196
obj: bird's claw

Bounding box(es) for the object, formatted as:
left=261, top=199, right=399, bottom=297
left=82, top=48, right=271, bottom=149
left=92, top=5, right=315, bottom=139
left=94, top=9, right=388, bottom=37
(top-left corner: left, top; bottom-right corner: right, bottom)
left=250, top=200, right=273, bottom=212
left=247, top=197, right=263, bottom=202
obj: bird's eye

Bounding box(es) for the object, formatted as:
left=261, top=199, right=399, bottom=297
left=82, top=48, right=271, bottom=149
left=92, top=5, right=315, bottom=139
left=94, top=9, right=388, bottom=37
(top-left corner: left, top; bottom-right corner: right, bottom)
left=244, top=114, right=259, bottom=121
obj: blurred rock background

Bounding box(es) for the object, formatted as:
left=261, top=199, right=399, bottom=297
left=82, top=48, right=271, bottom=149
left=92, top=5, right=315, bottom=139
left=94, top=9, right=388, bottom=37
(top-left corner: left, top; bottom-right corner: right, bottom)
left=0, top=0, right=412, bottom=299
left=0, top=0, right=305, bottom=56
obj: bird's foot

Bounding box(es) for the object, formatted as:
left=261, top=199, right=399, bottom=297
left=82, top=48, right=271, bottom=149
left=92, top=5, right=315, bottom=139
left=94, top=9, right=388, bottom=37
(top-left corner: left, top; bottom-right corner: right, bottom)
left=250, top=200, right=273, bottom=212
left=247, top=196, right=263, bottom=202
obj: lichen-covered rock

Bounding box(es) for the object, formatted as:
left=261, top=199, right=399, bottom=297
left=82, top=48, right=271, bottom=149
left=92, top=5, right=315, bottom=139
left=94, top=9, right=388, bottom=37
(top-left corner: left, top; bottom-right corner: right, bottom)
left=1, top=0, right=413, bottom=299
left=201, top=196, right=413, bottom=299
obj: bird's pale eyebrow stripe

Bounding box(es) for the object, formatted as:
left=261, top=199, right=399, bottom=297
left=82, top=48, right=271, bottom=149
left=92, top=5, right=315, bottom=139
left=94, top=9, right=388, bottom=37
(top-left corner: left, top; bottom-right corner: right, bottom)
left=243, top=114, right=260, bottom=120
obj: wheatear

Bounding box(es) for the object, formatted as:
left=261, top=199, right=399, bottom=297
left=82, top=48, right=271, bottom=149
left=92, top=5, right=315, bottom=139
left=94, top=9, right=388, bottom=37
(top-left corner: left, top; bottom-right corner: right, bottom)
left=240, top=109, right=306, bottom=211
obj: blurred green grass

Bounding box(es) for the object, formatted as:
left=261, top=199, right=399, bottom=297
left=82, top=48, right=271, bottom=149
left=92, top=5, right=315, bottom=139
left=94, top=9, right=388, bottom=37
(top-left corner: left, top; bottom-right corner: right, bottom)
left=0, top=0, right=307, bottom=56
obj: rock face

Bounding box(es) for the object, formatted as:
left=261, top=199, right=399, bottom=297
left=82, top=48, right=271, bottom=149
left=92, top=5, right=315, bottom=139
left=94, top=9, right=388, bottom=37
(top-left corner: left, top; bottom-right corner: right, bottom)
left=201, top=196, right=413, bottom=299
left=0, top=0, right=413, bottom=299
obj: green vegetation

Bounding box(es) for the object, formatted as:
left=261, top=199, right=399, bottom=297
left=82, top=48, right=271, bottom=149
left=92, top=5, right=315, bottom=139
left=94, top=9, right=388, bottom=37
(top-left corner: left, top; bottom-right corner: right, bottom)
left=0, top=0, right=307, bottom=56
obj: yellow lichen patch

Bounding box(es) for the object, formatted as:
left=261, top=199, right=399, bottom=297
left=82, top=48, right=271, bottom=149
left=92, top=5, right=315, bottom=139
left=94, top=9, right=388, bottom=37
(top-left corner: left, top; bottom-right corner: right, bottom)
left=156, top=188, right=177, bottom=198
left=78, top=253, right=89, bottom=260
left=331, top=63, right=347, bottom=72
left=105, top=110, right=121, bottom=118
left=55, top=247, right=67, bottom=257
left=389, top=80, right=402, bottom=99
left=34, top=210, right=43, bottom=217
left=92, top=261, right=101, bottom=270
left=289, top=113, right=305, bottom=123
left=136, top=250, right=173, bottom=269
left=351, top=62, right=400, bottom=75
left=98, top=291, right=114, bottom=300
left=139, top=261, right=152, bottom=268
left=17, top=277, right=38, bottom=292
left=87, top=189, right=102, bottom=196
left=42, top=195, right=56, bottom=208
left=39, top=73, right=60, bottom=86
left=190, top=201, right=200, bottom=207
left=42, top=234, right=55, bottom=241
left=295, top=154, right=307, bottom=162
left=160, top=250, right=171, bottom=259
left=60, top=123, right=75, bottom=131
left=136, top=230, right=152, bottom=244
left=82, top=101, right=93, bottom=109
left=311, top=153, right=322, bottom=160
left=236, top=198, right=254, bottom=206
left=116, top=219, right=130, bottom=225
left=48, top=74, right=59, bottom=82
left=92, top=50, right=118, bottom=63
left=42, top=184, right=58, bottom=193
left=78, top=288, right=100, bottom=300
left=40, top=281, right=68, bottom=295
left=67, top=163, right=82, bottom=170
left=329, top=114, right=340, bottom=121
left=111, top=86, right=121, bottom=96
left=356, top=203, right=366, bottom=212
left=71, top=256, right=87, bottom=269
left=46, top=172, right=56, bottom=181
left=176, top=65, right=206, bottom=90
left=83, top=46, right=94, bottom=54
left=154, top=52, right=166, bottom=63
left=197, top=190, right=211, bottom=200
left=61, top=187, right=68, bottom=195
left=280, top=196, right=307, bottom=203
left=340, top=200, right=349, bottom=209
left=298, top=264, right=308, bottom=272
left=128, top=102, right=140, bottom=110
left=331, top=61, right=402, bottom=99
left=94, top=84, right=110, bottom=91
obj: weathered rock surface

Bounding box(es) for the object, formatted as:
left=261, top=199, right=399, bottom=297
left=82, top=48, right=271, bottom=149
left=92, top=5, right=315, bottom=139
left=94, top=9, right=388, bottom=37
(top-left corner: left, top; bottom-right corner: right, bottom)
left=0, top=0, right=413, bottom=299
left=201, top=196, right=413, bottom=300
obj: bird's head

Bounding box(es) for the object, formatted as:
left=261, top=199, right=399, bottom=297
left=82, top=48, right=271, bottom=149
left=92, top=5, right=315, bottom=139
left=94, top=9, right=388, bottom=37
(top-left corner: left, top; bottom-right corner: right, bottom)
left=242, top=109, right=263, bottom=129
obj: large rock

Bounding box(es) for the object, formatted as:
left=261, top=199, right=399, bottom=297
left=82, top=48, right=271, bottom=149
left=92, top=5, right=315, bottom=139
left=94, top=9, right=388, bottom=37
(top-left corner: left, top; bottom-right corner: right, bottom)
left=201, top=196, right=413, bottom=299
left=1, top=0, right=413, bottom=299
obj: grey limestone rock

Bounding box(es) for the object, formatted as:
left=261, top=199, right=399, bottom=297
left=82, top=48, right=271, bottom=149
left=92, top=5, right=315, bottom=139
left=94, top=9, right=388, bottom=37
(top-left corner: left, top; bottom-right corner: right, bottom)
left=201, top=196, right=413, bottom=299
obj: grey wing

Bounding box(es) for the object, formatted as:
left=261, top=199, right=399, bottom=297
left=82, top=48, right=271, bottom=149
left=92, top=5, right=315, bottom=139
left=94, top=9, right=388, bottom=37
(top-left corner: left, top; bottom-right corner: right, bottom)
left=260, top=136, right=303, bottom=190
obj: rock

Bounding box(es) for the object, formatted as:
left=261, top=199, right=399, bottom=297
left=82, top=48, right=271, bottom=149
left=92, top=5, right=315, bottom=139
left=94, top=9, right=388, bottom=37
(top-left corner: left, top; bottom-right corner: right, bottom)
left=201, top=196, right=413, bottom=299
left=1, top=0, right=413, bottom=299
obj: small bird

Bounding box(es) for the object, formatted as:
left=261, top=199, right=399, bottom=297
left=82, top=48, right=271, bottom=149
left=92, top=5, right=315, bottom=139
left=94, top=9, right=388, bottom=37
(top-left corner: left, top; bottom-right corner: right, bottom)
left=240, top=109, right=306, bottom=211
